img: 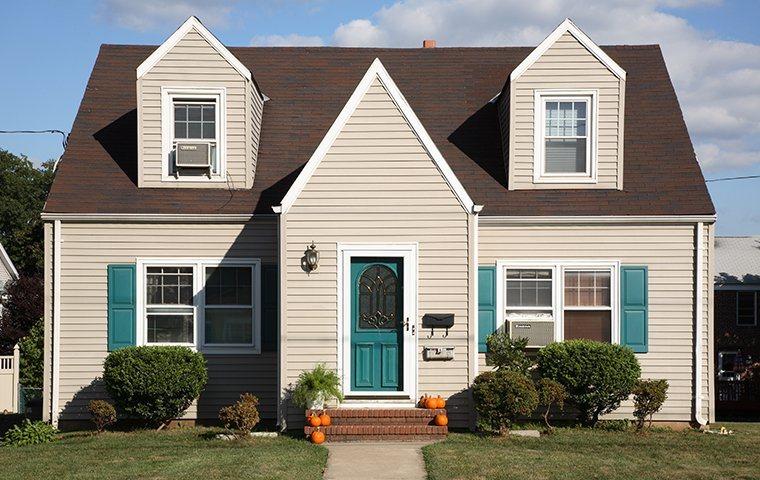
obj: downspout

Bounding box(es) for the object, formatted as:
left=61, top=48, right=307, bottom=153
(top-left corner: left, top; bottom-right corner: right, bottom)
left=51, top=220, right=61, bottom=428
left=694, top=222, right=707, bottom=426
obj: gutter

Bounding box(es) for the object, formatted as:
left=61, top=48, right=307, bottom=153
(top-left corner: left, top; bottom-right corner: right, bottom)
left=479, top=215, right=717, bottom=225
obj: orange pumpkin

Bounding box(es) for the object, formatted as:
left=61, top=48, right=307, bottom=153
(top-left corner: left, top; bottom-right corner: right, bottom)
left=435, top=396, right=446, bottom=409
left=434, top=414, right=449, bottom=426
left=308, top=414, right=322, bottom=427
left=319, top=413, right=332, bottom=426
left=310, top=430, right=326, bottom=444
left=418, top=395, right=427, bottom=408
left=424, top=396, right=438, bottom=409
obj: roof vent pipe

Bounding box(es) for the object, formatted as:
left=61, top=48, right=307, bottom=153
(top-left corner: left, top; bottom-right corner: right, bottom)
left=422, top=39, right=436, bottom=48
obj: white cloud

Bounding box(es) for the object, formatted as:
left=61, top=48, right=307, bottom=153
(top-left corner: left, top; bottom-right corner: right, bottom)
left=250, top=33, right=325, bottom=46
left=328, top=0, right=760, bottom=172
left=97, top=0, right=235, bottom=31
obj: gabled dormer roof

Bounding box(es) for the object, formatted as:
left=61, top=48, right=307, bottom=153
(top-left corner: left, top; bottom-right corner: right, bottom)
left=136, top=16, right=252, bottom=81
left=277, top=58, right=476, bottom=215
left=510, top=18, right=626, bottom=82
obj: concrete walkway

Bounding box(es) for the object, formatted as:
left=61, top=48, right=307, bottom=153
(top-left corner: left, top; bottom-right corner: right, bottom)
left=324, top=441, right=432, bottom=480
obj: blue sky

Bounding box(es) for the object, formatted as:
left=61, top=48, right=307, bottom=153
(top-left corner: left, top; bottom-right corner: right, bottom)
left=1, top=0, right=758, bottom=235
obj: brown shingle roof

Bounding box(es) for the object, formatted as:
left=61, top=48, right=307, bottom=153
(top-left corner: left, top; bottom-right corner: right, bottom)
left=44, top=44, right=715, bottom=216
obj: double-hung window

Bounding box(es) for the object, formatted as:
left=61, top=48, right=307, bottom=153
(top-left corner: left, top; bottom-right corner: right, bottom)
left=736, top=291, right=758, bottom=326
left=498, top=261, right=618, bottom=345
left=161, top=87, right=226, bottom=181
left=535, top=91, right=596, bottom=183
left=563, top=269, right=612, bottom=342
left=139, top=259, right=260, bottom=353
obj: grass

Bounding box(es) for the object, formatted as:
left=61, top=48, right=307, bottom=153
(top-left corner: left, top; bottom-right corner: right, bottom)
left=423, top=423, right=760, bottom=480
left=0, top=428, right=327, bottom=480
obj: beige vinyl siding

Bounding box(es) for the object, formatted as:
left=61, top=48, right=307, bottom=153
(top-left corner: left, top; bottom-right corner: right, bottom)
left=138, top=27, right=254, bottom=188
left=54, top=219, right=277, bottom=422
left=283, top=77, right=473, bottom=428
left=508, top=32, right=624, bottom=190
left=478, top=223, right=707, bottom=422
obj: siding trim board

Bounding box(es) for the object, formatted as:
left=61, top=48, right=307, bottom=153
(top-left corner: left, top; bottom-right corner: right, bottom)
left=277, top=58, right=476, bottom=215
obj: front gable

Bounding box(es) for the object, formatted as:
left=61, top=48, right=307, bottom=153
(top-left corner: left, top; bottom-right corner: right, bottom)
left=278, top=59, right=475, bottom=215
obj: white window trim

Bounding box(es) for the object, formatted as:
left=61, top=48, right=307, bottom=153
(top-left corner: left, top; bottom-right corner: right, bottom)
left=533, top=90, right=598, bottom=184
left=161, top=86, right=227, bottom=183
left=136, top=258, right=261, bottom=354
left=736, top=291, right=758, bottom=326
left=496, top=260, right=620, bottom=344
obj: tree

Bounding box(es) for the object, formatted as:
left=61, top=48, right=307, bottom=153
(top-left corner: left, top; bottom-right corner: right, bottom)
left=18, top=319, right=44, bottom=388
left=0, top=276, right=43, bottom=354
left=0, top=149, right=55, bottom=276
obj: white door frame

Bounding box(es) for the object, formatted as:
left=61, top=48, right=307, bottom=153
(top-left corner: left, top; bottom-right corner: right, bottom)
left=337, top=243, right=418, bottom=399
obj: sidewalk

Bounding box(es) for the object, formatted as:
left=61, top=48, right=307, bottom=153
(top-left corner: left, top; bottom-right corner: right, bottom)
left=324, top=441, right=432, bottom=480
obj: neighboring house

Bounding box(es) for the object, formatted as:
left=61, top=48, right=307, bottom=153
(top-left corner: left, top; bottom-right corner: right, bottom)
left=0, top=242, right=19, bottom=317
left=41, top=17, right=716, bottom=430
left=714, top=236, right=760, bottom=414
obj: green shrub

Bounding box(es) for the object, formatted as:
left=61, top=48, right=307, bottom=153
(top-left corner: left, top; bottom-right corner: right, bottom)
left=537, top=340, right=640, bottom=426
left=632, top=379, right=669, bottom=431
left=103, top=346, right=207, bottom=428
left=291, top=364, right=344, bottom=409
left=19, top=319, right=44, bottom=389
left=472, top=370, right=538, bottom=435
left=537, top=378, right=567, bottom=430
left=88, top=399, right=116, bottom=433
left=485, top=332, right=534, bottom=374
left=2, top=419, right=57, bottom=446
left=219, top=393, right=260, bottom=437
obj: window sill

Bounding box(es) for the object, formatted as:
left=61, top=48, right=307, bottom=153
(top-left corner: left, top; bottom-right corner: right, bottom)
left=533, top=176, right=598, bottom=184
left=201, top=346, right=261, bottom=355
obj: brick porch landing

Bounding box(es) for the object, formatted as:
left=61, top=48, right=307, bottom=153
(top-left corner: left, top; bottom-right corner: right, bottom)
left=304, top=408, right=448, bottom=442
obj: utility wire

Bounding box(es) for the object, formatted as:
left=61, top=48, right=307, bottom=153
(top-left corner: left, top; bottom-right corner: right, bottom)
left=0, top=129, right=69, bottom=170
left=705, top=175, right=760, bottom=183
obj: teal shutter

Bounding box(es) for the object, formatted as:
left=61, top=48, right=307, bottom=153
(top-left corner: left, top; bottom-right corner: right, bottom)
left=107, top=264, right=136, bottom=351
left=478, top=266, right=497, bottom=353
left=620, top=266, right=648, bottom=353
left=261, top=265, right=278, bottom=352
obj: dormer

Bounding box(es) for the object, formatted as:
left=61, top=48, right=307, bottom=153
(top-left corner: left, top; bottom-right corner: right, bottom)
left=500, top=19, right=626, bottom=190
left=136, top=17, right=263, bottom=189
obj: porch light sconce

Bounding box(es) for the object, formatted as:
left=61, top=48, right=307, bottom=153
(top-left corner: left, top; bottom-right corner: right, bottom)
left=304, top=241, right=320, bottom=272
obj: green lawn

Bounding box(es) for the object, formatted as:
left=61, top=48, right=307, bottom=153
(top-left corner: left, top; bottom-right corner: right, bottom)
left=0, top=428, right=327, bottom=480
left=423, top=423, right=760, bottom=480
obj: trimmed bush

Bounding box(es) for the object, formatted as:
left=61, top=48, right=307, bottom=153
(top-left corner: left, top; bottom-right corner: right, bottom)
left=103, top=346, right=207, bottom=428
left=485, top=332, right=533, bottom=375
left=632, top=379, right=669, bottom=431
left=2, top=419, right=57, bottom=446
left=472, top=370, right=538, bottom=435
left=537, top=340, right=640, bottom=426
left=219, top=393, right=261, bottom=437
left=88, top=399, right=116, bottom=433
left=537, top=378, right=567, bottom=430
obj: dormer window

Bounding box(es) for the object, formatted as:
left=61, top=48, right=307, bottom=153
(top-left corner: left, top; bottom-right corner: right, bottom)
left=533, top=90, right=598, bottom=184
left=161, top=86, right=226, bottom=182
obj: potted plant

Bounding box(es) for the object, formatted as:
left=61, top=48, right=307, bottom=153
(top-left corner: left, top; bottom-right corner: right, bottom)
left=292, top=364, right=344, bottom=410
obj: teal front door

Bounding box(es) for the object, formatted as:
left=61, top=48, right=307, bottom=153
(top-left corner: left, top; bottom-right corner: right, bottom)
left=351, top=257, right=404, bottom=391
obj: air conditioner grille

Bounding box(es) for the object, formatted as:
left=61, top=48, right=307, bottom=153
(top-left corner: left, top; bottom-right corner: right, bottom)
left=508, top=319, right=554, bottom=348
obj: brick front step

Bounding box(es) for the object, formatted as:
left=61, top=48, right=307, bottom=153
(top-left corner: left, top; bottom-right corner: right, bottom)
left=306, top=408, right=447, bottom=425
left=304, top=408, right=448, bottom=442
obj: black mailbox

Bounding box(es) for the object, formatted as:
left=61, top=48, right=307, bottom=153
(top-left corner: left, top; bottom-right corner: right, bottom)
left=422, top=313, right=455, bottom=329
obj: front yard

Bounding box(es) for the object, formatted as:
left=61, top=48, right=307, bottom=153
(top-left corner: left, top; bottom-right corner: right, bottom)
left=423, top=423, right=760, bottom=480
left=0, top=428, right=327, bottom=480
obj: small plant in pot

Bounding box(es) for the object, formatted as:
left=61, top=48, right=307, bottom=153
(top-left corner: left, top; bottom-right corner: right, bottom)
left=292, top=364, right=344, bottom=411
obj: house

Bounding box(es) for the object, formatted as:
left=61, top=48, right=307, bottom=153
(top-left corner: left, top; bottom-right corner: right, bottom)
left=714, top=236, right=760, bottom=416
left=40, top=17, right=716, bottom=432
left=0, top=242, right=19, bottom=317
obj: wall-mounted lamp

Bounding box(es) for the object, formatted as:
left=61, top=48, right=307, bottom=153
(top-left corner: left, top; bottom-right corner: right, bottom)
left=304, top=241, right=320, bottom=272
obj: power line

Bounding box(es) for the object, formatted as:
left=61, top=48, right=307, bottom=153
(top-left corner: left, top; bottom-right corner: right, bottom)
left=0, top=129, right=69, bottom=170
left=706, top=175, right=760, bottom=183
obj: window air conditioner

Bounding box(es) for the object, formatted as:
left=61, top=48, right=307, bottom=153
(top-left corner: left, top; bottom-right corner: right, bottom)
left=507, top=313, right=555, bottom=348
left=175, top=142, right=211, bottom=168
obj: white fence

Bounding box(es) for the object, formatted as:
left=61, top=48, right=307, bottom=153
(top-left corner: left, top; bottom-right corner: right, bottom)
left=0, top=345, right=19, bottom=413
